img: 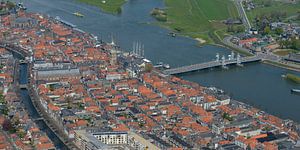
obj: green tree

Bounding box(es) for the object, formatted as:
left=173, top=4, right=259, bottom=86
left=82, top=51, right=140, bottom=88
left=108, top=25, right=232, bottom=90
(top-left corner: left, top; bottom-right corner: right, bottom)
left=116, top=7, right=122, bottom=14
left=236, top=26, right=245, bottom=33
left=6, top=1, right=15, bottom=10
left=222, top=113, right=233, bottom=121
left=17, top=129, right=26, bottom=138
left=65, top=96, right=73, bottom=109
left=264, top=26, right=271, bottom=35
left=275, top=27, right=283, bottom=35
left=144, top=63, right=153, bottom=72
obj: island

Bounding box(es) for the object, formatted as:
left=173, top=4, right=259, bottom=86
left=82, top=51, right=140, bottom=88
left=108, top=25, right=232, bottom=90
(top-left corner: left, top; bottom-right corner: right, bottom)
left=77, top=0, right=126, bottom=14
left=285, top=73, right=300, bottom=84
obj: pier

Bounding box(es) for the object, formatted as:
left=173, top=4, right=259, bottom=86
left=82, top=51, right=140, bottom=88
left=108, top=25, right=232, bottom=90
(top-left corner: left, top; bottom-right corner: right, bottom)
left=163, top=52, right=263, bottom=75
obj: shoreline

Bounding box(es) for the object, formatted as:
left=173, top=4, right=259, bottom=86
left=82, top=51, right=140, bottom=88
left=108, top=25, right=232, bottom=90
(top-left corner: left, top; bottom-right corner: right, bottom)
left=263, top=60, right=300, bottom=72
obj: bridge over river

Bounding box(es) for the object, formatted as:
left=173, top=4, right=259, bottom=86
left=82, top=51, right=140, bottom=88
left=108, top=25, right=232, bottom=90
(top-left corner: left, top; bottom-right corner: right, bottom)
left=163, top=52, right=264, bottom=75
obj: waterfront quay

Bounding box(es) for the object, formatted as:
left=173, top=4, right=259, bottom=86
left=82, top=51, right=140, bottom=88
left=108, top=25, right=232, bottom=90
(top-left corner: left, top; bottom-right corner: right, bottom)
left=0, top=8, right=300, bottom=150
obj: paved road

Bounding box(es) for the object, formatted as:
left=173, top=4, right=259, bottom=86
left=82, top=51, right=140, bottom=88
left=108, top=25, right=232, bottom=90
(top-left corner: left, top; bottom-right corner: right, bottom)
left=223, top=35, right=254, bottom=55
left=235, top=0, right=251, bottom=30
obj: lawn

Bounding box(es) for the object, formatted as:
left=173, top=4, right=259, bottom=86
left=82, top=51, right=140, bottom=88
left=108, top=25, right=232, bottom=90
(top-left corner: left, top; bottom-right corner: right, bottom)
left=273, top=49, right=298, bottom=56
left=161, top=0, right=239, bottom=43
left=246, top=0, right=300, bottom=25
left=77, top=0, right=126, bottom=14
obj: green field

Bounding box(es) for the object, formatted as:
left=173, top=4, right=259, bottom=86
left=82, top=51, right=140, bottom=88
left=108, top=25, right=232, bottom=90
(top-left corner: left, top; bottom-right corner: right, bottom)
left=273, top=49, right=298, bottom=56
left=246, top=0, right=300, bottom=25
left=160, top=0, right=239, bottom=44
left=77, top=0, right=126, bottom=14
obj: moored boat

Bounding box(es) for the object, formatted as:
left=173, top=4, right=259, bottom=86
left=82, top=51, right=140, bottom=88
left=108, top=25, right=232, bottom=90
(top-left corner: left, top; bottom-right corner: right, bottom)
left=73, top=12, right=84, bottom=17
left=291, top=89, right=300, bottom=93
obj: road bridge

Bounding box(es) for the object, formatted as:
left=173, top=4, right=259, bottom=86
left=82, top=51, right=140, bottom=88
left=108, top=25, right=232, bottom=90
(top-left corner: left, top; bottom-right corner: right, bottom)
left=0, top=43, right=30, bottom=57
left=19, top=84, right=28, bottom=89
left=163, top=53, right=263, bottom=75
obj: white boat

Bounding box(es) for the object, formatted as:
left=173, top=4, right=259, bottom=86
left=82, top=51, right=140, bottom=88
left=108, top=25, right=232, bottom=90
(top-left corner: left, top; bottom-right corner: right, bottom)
left=291, top=89, right=300, bottom=93
left=163, top=64, right=170, bottom=69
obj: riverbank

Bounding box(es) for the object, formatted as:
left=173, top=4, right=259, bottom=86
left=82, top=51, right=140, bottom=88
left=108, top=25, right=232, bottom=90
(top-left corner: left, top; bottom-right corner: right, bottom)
left=77, top=0, right=126, bottom=14
left=263, top=60, right=300, bottom=72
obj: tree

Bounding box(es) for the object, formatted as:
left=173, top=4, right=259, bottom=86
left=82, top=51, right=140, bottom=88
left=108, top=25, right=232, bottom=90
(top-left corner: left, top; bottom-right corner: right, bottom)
left=6, top=1, right=15, bottom=10
left=2, top=119, right=13, bottom=131
left=275, top=27, right=283, bottom=35
left=236, top=26, right=245, bottom=33
left=65, top=96, right=73, bottom=109
left=227, top=25, right=234, bottom=32
left=264, top=26, right=271, bottom=35
left=116, top=7, right=122, bottom=14
left=222, top=113, right=233, bottom=121
left=17, top=129, right=26, bottom=138
left=144, top=63, right=153, bottom=72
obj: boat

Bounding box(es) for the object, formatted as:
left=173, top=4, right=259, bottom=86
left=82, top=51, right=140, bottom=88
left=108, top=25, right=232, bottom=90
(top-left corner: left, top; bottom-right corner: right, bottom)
left=163, top=64, right=170, bottom=69
left=157, top=62, right=163, bottom=66
left=17, top=2, right=27, bottom=10
left=169, top=32, right=176, bottom=37
left=291, top=89, right=300, bottom=93
left=73, top=12, right=84, bottom=17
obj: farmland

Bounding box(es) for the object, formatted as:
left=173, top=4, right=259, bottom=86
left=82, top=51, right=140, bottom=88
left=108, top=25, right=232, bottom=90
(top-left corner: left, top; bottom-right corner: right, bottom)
left=245, top=0, right=300, bottom=25
left=159, top=0, right=239, bottom=44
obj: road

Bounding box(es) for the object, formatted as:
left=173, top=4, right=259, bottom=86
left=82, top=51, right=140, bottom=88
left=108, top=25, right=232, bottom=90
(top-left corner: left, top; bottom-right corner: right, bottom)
left=223, top=35, right=300, bottom=72
left=223, top=35, right=254, bottom=55
left=235, top=0, right=251, bottom=30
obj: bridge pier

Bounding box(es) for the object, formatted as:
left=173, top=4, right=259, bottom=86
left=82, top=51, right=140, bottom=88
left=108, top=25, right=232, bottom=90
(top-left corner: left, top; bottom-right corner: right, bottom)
left=236, top=54, right=243, bottom=66
left=221, top=55, right=228, bottom=69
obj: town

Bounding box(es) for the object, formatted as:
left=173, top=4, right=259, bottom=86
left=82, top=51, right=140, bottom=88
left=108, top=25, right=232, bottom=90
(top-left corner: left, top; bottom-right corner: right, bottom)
left=0, top=1, right=300, bottom=150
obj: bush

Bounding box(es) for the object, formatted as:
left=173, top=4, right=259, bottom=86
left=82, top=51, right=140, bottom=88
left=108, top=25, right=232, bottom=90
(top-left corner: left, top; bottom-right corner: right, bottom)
left=151, top=8, right=167, bottom=22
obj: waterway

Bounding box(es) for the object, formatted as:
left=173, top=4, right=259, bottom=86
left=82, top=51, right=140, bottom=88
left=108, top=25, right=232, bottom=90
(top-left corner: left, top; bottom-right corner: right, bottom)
left=19, top=63, right=66, bottom=149
left=16, top=0, right=300, bottom=123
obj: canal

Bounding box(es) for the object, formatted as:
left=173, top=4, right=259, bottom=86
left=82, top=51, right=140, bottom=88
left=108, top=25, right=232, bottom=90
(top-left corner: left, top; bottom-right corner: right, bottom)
left=19, top=63, right=67, bottom=149
left=15, top=0, right=300, bottom=123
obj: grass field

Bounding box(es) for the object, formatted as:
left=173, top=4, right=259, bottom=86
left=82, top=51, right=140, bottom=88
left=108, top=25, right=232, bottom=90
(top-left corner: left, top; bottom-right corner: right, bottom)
left=273, top=49, right=299, bottom=56
left=77, top=0, right=126, bottom=14
left=160, top=0, right=239, bottom=44
left=246, top=0, right=300, bottom=25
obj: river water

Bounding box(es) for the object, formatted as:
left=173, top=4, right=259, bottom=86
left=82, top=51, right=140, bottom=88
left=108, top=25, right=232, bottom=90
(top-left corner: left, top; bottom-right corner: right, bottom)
left=16, top=0, right=300, bottom=122
left=19, top=63, right=67, bottom=149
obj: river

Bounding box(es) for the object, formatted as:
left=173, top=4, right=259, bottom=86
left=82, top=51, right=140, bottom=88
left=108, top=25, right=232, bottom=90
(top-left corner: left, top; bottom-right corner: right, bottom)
left=16, top=0, right=300, bottom=123
left=19, top=63, right=67, bottom=149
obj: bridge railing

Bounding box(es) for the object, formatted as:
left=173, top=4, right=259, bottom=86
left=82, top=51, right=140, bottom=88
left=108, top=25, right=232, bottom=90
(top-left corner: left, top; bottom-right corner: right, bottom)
left=163, top=55, right=262, bottom=75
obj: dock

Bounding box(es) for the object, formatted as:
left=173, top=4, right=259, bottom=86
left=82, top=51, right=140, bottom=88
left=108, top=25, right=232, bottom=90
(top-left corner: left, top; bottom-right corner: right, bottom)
left=55, top=16, right=76, bottom=28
